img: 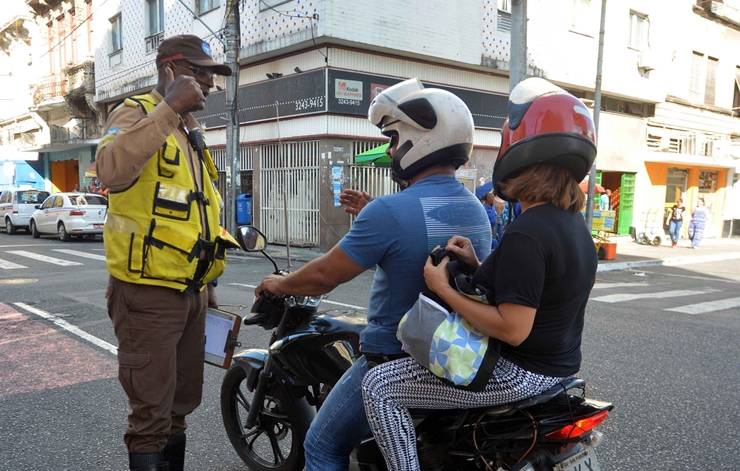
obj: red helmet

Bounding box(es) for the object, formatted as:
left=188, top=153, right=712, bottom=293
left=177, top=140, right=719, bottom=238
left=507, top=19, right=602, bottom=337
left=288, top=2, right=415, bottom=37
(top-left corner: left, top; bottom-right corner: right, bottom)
left=492, top=78, right=597, bottom=190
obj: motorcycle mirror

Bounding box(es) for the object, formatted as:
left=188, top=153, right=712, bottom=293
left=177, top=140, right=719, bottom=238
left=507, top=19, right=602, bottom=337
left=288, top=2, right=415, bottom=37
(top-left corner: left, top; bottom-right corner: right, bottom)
left=238, top=225, right=267, bottom=252
left=237, top=225, right=280, bottom=273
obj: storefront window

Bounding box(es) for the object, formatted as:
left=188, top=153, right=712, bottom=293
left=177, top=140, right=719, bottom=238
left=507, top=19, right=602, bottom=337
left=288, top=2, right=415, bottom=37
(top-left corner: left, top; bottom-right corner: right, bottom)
left=699, top=170, right=718, bottom=193
left=665, top=168, right=688, bottom=204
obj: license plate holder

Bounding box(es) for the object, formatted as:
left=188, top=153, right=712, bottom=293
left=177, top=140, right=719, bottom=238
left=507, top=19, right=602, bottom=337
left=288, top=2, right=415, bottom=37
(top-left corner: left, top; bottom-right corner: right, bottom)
left=554, top=447, right=601, bottom=471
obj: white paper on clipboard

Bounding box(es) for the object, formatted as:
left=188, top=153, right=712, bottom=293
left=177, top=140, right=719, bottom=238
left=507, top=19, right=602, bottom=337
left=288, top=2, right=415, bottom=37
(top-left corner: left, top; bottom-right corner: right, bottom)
left=204, top=308, right=240, bottom=367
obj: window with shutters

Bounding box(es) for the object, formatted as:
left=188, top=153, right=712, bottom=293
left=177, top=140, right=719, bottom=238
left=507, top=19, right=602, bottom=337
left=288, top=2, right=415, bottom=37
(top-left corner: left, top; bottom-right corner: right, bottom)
left=628, top=11, right=649, bottom=51
left=704, top=56, right=718, bottom=106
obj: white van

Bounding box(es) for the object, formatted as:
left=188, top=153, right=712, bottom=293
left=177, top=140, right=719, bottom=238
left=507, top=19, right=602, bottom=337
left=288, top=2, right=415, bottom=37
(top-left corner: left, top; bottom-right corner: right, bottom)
left=0, top=188, right=51, bottom=234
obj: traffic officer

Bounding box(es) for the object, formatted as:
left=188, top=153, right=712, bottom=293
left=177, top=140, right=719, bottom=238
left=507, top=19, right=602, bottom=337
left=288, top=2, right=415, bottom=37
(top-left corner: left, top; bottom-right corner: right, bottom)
left=96, top=35, right=238, bottom=471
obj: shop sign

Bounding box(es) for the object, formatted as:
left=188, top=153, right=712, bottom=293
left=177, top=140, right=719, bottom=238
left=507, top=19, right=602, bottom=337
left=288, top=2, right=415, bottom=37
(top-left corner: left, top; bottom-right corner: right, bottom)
left=335, top=79, right=363, bottom=103
left=592, top=209, right=617, bottom=232
left=196, top=69, right=327, bottom=128
left=327, top=69, right=507, bottom=129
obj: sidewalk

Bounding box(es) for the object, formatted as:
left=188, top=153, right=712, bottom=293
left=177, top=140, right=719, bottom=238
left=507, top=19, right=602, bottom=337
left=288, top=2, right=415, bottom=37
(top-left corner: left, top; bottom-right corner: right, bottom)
left=230, top=237, right=740, bottom=273
left=597, top=236, right=740, bottom=272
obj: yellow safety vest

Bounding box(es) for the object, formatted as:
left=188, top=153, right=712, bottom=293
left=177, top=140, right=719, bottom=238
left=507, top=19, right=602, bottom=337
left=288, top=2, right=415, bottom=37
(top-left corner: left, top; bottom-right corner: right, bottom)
left=100, top=93, right=238, bottom=292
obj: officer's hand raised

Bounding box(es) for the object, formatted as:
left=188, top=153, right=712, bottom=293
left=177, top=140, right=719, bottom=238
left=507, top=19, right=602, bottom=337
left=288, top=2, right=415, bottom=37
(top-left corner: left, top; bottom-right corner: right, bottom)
left=163, top=65, right=206, bottom=115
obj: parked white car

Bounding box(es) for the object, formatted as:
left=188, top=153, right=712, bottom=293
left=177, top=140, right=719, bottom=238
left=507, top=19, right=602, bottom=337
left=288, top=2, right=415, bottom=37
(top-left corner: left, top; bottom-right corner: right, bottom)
left=30, top=192, right=108, bottom=241
left=0, top=188, right=51, bottom=234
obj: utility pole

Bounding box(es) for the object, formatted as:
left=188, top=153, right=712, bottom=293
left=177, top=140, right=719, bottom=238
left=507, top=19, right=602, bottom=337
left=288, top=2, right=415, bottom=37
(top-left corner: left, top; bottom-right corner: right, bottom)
left=225, top=0, right=241, bottom=234
left=585, top=0, right=607, bottom=230
left=509, top=0, right=528, bottom=91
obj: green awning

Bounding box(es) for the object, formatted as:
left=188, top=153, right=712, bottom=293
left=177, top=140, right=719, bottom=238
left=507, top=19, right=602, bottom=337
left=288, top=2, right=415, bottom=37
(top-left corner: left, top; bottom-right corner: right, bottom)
left=354, top=143, right=390, bottom=166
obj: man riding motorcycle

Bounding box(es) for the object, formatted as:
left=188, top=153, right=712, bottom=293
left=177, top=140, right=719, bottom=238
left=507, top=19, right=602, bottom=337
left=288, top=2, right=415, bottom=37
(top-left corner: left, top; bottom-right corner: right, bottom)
left=255, top=78, right=492, bottom=470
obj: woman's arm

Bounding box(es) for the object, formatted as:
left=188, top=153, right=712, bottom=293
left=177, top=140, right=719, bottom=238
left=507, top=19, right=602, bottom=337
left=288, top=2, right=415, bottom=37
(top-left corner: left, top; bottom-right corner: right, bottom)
left=424, top=257, right=535, bottom=346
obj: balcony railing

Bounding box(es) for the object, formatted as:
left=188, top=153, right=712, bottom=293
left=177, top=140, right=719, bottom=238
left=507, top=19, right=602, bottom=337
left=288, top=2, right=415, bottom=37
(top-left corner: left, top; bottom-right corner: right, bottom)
left=646, top=126, right=738, bottom=159
left=49, top=123, right=90, bottom=144
left=145, top=31, right=164, bottom=54
left=66, top=61, right=94, bottom=95
left=32, top=78, right=66, bottom=105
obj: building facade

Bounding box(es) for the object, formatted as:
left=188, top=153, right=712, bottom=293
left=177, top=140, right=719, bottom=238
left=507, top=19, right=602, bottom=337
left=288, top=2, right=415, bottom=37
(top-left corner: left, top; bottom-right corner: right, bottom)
left=1, top=0, right=101, bottom=194
left=93, top=0, right=740, bottom=248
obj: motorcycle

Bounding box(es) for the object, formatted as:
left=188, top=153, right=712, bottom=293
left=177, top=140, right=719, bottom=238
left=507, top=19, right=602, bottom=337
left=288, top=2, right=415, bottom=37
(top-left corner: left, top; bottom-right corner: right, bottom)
left=221, top=225, right=614, bottom=471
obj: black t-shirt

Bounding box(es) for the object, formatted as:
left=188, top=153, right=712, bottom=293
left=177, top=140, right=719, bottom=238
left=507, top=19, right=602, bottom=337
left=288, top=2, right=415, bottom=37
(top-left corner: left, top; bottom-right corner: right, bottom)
left=472, top=204, right=597, bottom=377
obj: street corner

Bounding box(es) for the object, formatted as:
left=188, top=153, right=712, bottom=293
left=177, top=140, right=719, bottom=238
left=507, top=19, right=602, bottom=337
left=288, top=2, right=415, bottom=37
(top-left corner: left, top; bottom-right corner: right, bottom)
left=0, top=303, right=117, bottom=399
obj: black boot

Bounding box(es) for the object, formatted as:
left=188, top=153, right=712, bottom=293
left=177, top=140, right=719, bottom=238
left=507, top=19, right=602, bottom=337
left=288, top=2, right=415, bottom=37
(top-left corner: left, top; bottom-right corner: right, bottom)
left=163, top=432, right=186, bottom=471
left=129, top=452, right=169, bottom=471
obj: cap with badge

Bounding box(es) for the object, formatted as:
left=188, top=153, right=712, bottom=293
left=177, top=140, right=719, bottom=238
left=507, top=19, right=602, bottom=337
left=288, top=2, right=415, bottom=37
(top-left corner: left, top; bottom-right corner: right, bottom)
left=156, top=34, right=231, bottom=76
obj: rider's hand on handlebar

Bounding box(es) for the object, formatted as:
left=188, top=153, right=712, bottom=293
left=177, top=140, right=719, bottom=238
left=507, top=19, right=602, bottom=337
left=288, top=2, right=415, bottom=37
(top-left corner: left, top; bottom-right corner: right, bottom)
left=445, top=236, right=480, bottom=269
left=255, top=274, right=285, bottom=298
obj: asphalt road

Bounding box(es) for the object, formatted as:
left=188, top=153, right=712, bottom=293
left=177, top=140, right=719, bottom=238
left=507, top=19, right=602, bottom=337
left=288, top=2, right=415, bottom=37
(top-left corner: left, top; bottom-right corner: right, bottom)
left=0, top=232, right=738, bottom=470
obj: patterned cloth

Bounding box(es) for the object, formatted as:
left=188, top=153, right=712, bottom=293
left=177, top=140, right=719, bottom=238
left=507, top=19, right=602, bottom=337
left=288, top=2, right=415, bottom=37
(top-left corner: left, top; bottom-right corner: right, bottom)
left=361, top=357, right=563, bottom=471
left=688, top=207, right=708, bottom=248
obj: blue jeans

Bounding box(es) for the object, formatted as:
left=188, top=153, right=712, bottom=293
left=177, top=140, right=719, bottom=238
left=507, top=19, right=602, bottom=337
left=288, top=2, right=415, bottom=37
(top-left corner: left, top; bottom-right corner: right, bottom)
left=304, top=356, right=371, bottom=470
left=669, top=219, right=682, bottom=244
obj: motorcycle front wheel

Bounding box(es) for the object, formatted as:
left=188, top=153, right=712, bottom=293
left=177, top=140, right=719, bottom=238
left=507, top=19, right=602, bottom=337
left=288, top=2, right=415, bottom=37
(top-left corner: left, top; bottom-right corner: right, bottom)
left=221, top=366, right=307, bottom=471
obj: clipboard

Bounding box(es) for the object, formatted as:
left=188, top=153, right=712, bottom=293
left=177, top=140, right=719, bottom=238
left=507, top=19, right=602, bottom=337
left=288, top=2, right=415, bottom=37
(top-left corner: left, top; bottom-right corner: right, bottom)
left=204, top=308, right=241, bottom=368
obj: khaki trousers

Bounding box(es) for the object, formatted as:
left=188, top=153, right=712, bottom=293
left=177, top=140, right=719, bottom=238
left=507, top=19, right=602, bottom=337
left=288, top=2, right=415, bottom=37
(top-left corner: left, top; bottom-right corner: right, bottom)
left=107, top=276, right=207, bottom=452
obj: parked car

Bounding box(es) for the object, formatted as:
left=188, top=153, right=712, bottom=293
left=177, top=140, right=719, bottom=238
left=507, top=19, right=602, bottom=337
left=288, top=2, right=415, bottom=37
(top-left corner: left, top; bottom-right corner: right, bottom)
left=0, top=188, right=51, bottom=234
left=30, top=192, right=108, bottom=241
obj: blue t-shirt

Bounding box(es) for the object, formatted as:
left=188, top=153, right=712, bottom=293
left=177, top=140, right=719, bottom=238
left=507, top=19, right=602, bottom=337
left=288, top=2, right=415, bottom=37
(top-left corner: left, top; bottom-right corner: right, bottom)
left=339, top=174, right=492, bottom=354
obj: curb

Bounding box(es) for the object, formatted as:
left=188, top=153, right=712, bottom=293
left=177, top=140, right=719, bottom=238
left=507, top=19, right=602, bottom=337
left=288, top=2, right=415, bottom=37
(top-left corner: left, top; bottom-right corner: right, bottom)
left=597, top=252, right=740, bottom=272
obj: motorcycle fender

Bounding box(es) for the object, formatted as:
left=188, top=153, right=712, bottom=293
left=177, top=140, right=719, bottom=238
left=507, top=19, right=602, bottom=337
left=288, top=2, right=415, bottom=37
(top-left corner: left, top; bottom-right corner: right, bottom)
left=232, top=348, right=268, bottom=391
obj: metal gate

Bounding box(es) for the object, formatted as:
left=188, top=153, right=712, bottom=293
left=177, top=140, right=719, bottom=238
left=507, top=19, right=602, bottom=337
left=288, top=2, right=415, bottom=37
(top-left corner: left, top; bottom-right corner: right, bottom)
left=210, top=145, right=255, bottom=226
left=349, top=165, right=400, bottom=200
left=259, top=141, right=320, bottom=246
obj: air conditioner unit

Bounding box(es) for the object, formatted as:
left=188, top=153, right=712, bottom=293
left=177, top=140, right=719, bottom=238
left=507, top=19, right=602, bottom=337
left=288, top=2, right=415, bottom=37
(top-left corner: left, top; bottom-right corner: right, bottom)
left=637, top=52, right=657, bottom=72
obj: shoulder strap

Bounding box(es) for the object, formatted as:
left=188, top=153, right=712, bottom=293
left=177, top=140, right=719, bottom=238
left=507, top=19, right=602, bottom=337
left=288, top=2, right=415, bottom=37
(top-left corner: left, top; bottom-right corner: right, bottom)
left=126, top=94, right=157, bottom=115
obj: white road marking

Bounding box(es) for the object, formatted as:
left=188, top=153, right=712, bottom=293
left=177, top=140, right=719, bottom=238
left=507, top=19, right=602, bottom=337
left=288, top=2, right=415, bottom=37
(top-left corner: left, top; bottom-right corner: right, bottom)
left=228, top=282, right=366, bottom=310
left=53, top=249, right=107, bottom=261
left=666, top=296, right=740, bottom=315
left=0, top=257, right=27, bottom=269
left=591, top=289, right=718, bottom=303
left=5, top=250, right=83, bottom=266
left=0, top=244, right=60, bottom=248
left=592, top=282, right=649, bottom=290
left=13, top=302, right=118, bottom=355
left=636, top=270, right=739, bottom=284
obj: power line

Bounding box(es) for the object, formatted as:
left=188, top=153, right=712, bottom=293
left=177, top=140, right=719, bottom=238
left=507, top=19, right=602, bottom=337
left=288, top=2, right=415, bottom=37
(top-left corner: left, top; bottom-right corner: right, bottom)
left=257, top=0, right=326, bottom=62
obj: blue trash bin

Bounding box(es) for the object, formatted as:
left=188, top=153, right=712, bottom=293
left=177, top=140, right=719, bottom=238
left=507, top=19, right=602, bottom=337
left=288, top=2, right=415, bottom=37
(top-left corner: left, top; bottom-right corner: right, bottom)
left=236, top=194, right=252, bottom=225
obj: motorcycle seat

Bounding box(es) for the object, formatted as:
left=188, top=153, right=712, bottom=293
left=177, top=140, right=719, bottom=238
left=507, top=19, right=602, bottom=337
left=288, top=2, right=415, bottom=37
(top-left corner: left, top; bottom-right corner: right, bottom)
left=312, top=310, right=367, bottom=336
left=484, top=377, right=585, bottom=416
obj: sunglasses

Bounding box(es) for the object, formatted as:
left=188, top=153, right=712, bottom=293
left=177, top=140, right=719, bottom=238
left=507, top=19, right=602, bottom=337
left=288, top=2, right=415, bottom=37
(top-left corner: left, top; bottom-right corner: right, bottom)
left=174, top=62, right=214, bottom=80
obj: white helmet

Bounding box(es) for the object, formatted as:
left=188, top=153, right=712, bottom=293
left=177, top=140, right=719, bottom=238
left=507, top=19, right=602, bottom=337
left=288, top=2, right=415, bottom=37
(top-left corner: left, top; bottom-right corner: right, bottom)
left=368, top=78, right=474, bottom=181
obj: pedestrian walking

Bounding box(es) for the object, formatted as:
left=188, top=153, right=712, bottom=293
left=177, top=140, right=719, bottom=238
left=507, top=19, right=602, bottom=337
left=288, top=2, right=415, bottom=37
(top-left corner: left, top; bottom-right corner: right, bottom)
left=599, top=189, right=611, bottom=211
left=688, top=198, right=709, bottom=249
left=667, top=199, right=686, bottom=248
left=95, top=35, right=239, bottom=471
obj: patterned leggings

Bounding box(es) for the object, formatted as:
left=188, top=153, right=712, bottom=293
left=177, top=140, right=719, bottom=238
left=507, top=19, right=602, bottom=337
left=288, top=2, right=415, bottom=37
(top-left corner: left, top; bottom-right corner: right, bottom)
left=361, top=356, right=563, bottom=471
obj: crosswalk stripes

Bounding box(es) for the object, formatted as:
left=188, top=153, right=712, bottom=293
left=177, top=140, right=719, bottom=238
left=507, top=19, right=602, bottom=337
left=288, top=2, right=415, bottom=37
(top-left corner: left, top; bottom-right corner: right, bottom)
left=52, top=249, right=106, bottom=261
left=590, top=289, right=718, bottom=303
left=592, top=282, right=649, bottom=290
left=0, top=257, right=27, bottom=269
left=5, top=250, right=83, bottom=267
left=665, top=296, right=740, bottom=315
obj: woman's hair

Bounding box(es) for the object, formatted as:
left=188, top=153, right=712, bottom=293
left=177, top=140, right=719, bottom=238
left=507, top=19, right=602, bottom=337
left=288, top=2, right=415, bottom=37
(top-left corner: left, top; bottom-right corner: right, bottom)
left=497, top=163, right=585, bottom=212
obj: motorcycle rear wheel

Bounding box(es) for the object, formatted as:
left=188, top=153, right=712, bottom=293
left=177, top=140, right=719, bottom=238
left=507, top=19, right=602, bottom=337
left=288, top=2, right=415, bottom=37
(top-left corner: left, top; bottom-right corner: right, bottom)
left=221, top=366, right=306, bottom=471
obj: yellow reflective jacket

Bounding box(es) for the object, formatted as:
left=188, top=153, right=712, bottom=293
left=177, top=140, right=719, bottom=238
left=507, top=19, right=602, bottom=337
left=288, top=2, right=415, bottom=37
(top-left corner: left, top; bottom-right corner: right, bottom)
left=100, top=93, right=237, bottom=292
